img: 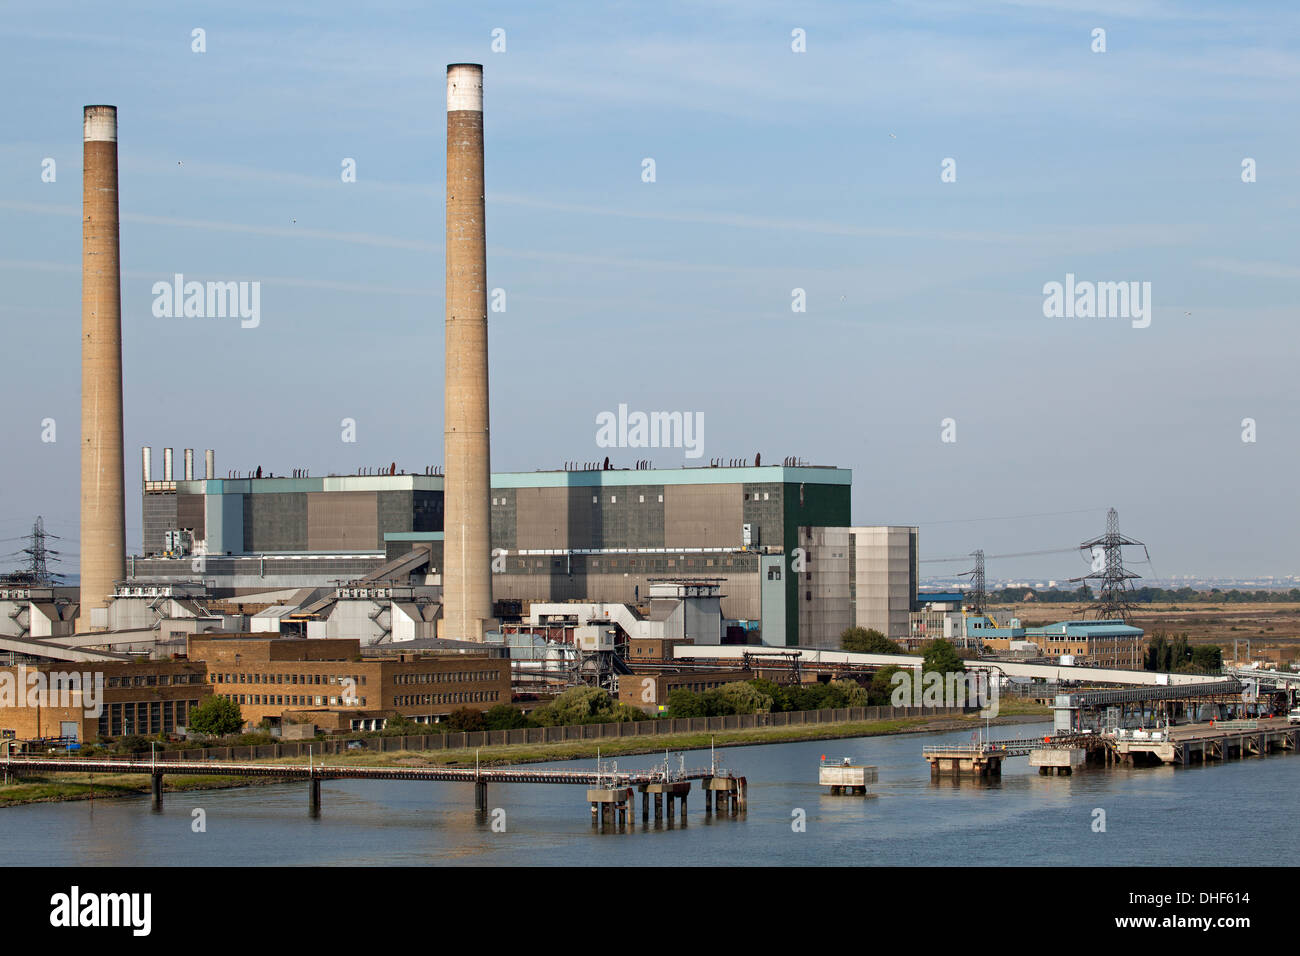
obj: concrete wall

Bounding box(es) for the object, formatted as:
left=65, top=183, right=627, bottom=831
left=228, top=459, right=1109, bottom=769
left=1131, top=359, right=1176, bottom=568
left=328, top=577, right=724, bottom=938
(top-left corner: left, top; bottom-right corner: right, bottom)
left=797, top=526, right=852, bottom=649
left=850, top=526, right=918, bottom=640
left=760, top=555, right=787, bottom=646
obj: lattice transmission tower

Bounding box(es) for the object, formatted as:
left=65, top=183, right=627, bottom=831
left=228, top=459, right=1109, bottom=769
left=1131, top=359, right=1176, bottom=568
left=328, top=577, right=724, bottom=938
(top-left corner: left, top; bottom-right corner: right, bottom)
left=18, top=516, right=62, bottom=584
left=963, top=549, right=987, bottom=615
left=1074, top=508, right=1148, bottom=621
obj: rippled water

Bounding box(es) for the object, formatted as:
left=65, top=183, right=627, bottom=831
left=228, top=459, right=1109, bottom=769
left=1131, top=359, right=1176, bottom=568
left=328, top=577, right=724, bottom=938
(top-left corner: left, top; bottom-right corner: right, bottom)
left=5, top=720, right=1296, bottom=865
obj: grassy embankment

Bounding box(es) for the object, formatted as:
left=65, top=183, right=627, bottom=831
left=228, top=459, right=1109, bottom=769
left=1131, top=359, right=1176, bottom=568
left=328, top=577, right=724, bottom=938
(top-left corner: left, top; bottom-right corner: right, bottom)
left=0, top=698, right=1048, bottom=808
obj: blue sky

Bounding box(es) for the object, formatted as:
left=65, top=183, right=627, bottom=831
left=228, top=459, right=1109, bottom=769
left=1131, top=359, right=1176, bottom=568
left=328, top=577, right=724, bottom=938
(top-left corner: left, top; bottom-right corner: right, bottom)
left=1, top=0, right=1297, bottom=581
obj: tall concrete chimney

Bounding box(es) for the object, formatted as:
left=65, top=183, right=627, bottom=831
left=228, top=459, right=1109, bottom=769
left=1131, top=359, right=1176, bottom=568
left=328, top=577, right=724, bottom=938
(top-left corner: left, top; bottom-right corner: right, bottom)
left=79, top=105, right=125, bottom=628
left=184, top=448, right=194, bottom=481
left=142, top=446, right=152, bottom=484
left=443, top=64, right=494, bottom=641
left=205, top=449, right=215, bottom=480
left=163, top=447, right=173, bottom=481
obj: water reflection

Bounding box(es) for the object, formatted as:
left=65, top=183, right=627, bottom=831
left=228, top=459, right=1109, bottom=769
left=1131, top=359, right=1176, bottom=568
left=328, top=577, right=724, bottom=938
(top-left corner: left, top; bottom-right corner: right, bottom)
left=4, top=719, right=1298, bottom=866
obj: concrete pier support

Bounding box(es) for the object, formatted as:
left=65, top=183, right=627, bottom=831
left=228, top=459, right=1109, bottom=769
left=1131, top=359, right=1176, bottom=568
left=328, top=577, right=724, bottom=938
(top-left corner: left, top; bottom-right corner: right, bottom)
left=706, top=775, right=746, bottom=814
left=309, top=778, right=321, bottom=817
left=640, top=781, right=689, bottom=825
left=1029, top=748, right=1085, bottom=777
left=926, top=751, right=1003, bottom=778
left=150, top=772, right=163, bottom=812
left=587, top=788, right=633, bottom=830
left=474, top=779, right=487, bottom=813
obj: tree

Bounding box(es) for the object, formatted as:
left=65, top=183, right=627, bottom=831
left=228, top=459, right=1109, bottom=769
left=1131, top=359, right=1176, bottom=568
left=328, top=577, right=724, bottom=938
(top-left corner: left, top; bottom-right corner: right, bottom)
left=748, top=678, right=791, bottom=712
left=784, top=682, right=833, bottom=712
left=446, top=707, right=487, bottom=732
left=186, top=696, right=244, bottom=736
left=664, top=689, right=707, bottom=718
left=824, top=678, right=868, bottom=708
left=383, top=712, right=426, bottom=735
left=483, top=704, right=532, bottom=730
left=529, top=685, right=637, bottom=725
left=610, top=702, right=647, bottom=723
left=713, top=681, right=773, bottom=715
left=840, top=627, right=900, bottom=654
left=920, top=639, right=966, bottom=676
left=868, top=665, right=906, bottom=706
left=1145, top=632, right=1170, bottom=671
left=1190, top=645, right=1223, bottom=673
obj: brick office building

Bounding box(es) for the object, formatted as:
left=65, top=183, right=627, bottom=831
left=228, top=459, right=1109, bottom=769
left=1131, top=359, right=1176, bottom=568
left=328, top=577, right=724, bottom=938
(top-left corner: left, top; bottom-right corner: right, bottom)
left=187, top=634, right=511, bottom=731
left=0, top=660, right=210, bottom=742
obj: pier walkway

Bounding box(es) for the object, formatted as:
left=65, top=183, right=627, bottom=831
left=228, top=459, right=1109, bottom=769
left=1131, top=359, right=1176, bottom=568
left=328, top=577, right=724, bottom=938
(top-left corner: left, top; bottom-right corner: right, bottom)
left=1, top=753, right=746, bottom=823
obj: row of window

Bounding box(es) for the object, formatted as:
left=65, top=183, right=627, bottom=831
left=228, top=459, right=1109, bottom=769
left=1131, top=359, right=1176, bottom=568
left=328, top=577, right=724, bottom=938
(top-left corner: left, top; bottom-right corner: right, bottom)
left=106, top=674, right=203, bottom=688
left=393, top=670, right=496, bottom=685
left=221, top=693, right=367, bottom=708
left=98, top=699, right=199, bottom=737
left=1041, top=635, right=1138, bottom=643
left=210, top=672, right=368, bottom=686
left=394, top=691, right=499, bottom=706
left=521, top=556, right=738, bottom=569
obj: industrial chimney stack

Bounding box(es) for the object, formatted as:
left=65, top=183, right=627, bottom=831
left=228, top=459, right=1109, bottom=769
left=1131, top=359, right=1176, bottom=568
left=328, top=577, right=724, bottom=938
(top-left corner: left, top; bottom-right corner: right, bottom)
left=79, top=105, right=125, bottom=628
left=442, top=64, right=494, bottom=641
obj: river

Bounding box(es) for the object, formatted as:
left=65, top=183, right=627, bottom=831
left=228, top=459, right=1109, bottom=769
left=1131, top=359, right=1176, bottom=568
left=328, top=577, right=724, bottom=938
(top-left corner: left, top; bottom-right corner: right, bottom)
left=6, top=721, right=1296, bottom=865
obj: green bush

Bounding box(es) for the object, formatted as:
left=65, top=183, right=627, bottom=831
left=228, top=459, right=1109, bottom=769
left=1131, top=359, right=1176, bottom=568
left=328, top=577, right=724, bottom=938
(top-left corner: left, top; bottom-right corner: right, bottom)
left=187, top=696, right=244, bottom=736
left=232, top=732, right=274, bottom=747
left=840, top=627, right=901, bottom=654
left=868, top=665, right=906, bottom=706
left=920, top=639, right=966, bottom=676
left=531, top=686, right=643, bottom=725
left=446, top=707, right=486, bottom=732
left=482, top=704, right=534, bottom=730
left=380, top=712, right=427, bottom=736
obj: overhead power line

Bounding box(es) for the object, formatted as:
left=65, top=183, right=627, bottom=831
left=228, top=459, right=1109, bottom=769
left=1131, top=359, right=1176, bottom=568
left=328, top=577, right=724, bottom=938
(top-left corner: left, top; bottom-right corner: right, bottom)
left=921, top=546, right=1082, bottom=564
left=920, top=507, right=1107, bottom=527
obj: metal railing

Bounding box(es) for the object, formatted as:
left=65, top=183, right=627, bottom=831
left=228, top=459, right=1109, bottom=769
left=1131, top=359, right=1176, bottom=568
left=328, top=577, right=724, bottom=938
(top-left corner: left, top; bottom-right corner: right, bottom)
left=58, top=705, right=969, bottom=763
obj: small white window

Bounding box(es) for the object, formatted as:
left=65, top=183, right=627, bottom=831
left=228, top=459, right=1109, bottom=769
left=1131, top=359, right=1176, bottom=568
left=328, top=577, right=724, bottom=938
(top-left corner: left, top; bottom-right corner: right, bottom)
left=658, top=494, right=664, bottom=502
left=639, top=495, right=644, bottom=503
left=611, top=495, right=616, bottom=503
left=593, top=495, right=598, bottom=503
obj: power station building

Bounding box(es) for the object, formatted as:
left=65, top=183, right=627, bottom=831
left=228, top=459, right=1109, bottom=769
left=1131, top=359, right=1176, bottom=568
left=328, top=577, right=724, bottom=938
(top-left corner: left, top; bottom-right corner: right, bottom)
left=125, top=463, right=915, bottom=648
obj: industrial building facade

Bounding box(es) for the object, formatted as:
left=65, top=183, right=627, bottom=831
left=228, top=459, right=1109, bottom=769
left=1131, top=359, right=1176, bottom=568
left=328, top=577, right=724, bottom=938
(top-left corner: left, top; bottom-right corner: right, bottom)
left=130, top=465, right=861, bottom=647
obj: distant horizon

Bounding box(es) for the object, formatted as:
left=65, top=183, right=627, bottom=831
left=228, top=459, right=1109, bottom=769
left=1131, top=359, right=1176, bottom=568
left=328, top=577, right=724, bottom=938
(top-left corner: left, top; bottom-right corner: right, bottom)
left=7, top=571, right=1300, bottom=594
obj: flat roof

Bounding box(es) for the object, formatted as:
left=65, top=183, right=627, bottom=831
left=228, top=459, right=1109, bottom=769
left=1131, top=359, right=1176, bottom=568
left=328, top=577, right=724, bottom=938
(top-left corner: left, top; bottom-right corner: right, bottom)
left=176, top=465, right=851, bottom=495
left=1026, top=620, right=1144, bottom=637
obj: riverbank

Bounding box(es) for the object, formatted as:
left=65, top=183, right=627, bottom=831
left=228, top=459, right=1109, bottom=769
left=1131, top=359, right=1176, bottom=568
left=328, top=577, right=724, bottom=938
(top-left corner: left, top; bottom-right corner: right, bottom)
left=0, top=703, right=1049, bottom=808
